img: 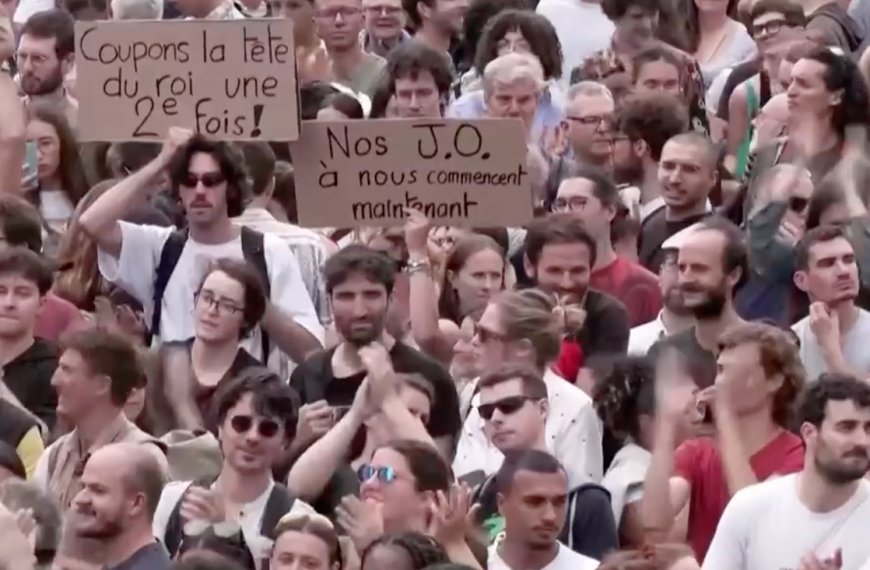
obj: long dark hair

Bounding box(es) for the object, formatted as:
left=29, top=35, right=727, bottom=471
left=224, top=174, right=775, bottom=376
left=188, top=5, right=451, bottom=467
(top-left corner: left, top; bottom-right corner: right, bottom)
left=27, top=102, right=89, bottom=207
left=437, top=233, right=505, bottom=324
left=684, top=0, right=738, bottom=52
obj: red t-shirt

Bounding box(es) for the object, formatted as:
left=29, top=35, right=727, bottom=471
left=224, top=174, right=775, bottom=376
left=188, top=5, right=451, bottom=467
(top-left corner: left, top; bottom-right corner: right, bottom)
left=35, top=292, right=85, bottom=342
left=591, top=257, right=662, bottom=327
left=673, top=430, right=805, bottom=562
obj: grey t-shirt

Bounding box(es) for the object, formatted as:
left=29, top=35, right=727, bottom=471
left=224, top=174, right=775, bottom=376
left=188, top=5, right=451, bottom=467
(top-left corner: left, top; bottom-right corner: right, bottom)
left=792, top=307, right=870, bottom=382
left=107, top=542, right=171, bottom=570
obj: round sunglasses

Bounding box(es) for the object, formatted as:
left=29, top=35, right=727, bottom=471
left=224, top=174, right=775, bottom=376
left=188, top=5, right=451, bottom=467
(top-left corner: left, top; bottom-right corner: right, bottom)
left=229, top=414, right=281, bottom=439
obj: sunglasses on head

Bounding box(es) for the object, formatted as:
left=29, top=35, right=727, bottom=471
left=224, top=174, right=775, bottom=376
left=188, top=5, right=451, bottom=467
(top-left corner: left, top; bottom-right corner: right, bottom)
left=182, top=171, right=225, bottom=188
left=478, top=395, right=538, bottom=421
left=229, top=414, right=281, bottom=438
left=357, top=464, right=398, bottom=483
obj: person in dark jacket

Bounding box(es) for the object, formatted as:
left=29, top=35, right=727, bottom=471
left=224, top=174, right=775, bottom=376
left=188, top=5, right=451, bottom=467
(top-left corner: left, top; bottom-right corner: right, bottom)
left=804, top=0, right=863, bottom=52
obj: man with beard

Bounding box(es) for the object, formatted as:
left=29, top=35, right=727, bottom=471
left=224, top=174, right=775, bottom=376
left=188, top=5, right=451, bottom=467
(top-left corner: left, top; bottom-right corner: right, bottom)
left=489, top=449, right=600, bottom=570
left=649, top=217, right=746, bottom=389
left=17, top=10, right=77, bottom=127
left=403, top=0, right=466, bottom=58
left=792, top=225, right=870, bottom=382
left=66, top=443, right=170, bottom=570
left=290, top=245, right=460, bottom=458
left=523, top=214, right=630, bottom=384
left=644, top=322, right=805, bottom=563
left=613, top=93, right=690, bottom=222
left=703, top=374, right=870, bottom=570
left=639, top=132, right=717, bottom=273
left=79, top=129, right=323, bottom=375
left=628, top=231, right=694, bottom=354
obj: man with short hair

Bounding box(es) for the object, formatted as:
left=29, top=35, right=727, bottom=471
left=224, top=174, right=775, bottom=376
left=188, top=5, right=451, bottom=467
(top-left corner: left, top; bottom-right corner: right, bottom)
left=639, top=132, right=717, bottom=272
left=523, top=214, right=630, bottom=382
left=613, top=92, right=689, bottom=220
left=290, top=245, right=460, bottom=458
left=562, top=82, right=615, bottom=170
left=553, top=165, right=661, bottom=326
left=490, top=449, right=600, bottom=570
left=703, top=374, right=870, bottom=570
left=79, top=129, right=324, bottom=374
left=792, top=225, right=870, bottom=381
left=69, top=443, right=170, bottom=569
left=233, top=143, right=330, bottom=329
left=402, top=0, right=466, bottom=56
left=362, top=0, right=408, bottom=56
left=0, top=247, right=58, bottom=432
left=315, top=0, right=386, bottom=96
left=644, top=321, right=806, bottom=563
left=482, top=52, right=545, bottom=136
left=385, top=39, right=452, bottom=118
left=16, top=9, right=76, bottom=127
left=34, top=328, right=167, bottom=511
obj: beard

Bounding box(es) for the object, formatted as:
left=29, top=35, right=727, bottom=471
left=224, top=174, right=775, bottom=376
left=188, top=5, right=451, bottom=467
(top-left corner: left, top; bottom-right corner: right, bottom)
left=663, top=287, right=691, bottom=316
left=337, top=315, right=385, bottom=347
left=614, top=155, right=644, bottom=185
left=814, top=449, right=870, bottom=485
left=682, top=282, right=728, bottom=319
left=73, top=514, right=124, bottom=539
left=20, top=65, right=65, bottom=96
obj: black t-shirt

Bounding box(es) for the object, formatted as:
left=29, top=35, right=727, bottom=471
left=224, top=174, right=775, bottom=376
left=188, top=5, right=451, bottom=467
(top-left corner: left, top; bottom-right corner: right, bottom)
left=290, top=342, right=461, bottom=440
left=649, top=327, right=717, bottom=389
left=639, top=210, right=710, bottom=273
left=107, top=542, right=171, bottom=570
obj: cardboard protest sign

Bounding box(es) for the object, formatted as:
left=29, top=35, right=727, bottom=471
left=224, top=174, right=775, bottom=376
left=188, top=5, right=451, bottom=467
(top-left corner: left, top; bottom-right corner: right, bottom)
left=74, top=19, right=299, bottom=142
left=290, top=119, right=534, bottom=227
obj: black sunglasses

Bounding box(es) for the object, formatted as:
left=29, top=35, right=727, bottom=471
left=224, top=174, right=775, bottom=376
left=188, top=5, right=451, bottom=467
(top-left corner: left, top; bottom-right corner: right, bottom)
left=229, top=414, right=281, bottom=438
left=478, top=395, right=538, bottom=420
left=182, top=171, right=225, bottom=188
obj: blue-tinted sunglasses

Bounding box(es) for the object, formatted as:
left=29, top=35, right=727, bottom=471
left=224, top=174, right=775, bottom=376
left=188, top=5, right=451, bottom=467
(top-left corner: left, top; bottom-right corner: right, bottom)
left=357, top=464, right=398, bottom=483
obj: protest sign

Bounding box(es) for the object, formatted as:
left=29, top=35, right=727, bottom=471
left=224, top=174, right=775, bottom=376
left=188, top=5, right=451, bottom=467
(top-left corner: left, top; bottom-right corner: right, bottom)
left=74, top=19, right=299, bottom=142
left=290, top=119, right=534, bottom=227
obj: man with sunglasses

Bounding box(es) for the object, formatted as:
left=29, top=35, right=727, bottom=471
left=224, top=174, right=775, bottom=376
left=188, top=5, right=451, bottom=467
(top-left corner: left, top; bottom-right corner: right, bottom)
left=79, top=128, right=324, bottom=375
left=153, top=367, right=316, bottom=568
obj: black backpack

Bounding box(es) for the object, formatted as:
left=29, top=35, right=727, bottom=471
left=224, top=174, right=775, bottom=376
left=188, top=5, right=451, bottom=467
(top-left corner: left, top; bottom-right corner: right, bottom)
left=151, top=226, right=271, bottom=359
left=162, top=481, right=296, bottom=569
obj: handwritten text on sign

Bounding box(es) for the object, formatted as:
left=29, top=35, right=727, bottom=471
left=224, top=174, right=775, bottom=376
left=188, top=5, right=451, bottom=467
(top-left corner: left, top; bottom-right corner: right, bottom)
left=74, top=19, right=299, bottom=142
left=291, top=119, right=533, bottom=227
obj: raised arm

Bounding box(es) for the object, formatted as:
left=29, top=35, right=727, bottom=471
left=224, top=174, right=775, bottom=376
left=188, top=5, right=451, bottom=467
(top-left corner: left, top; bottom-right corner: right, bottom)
left=79, top=128, right=193, bottom=257
left=0, top=8, right=25, bottom=195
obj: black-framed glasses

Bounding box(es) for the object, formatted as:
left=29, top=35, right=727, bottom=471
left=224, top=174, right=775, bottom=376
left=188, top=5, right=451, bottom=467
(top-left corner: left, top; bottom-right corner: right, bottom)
left=552, top=196, right=588, bottom=212
left=751, top=19, right=786, bottom=38
left=195, top=291, right=244, bottom=315
left=566, top=114, right=612, bottom=128
left=358, top=464, right=398, bottom=483
left=478, top=395, right=538, bottom=420
left=181, top=171, right=225, bottom=188
left=229, top=414, right=281, bottom=438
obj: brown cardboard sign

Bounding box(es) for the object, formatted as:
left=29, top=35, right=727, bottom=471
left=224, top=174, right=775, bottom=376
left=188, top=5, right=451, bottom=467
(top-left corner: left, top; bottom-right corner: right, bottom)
left=74, top=19, right=298, bottom=142
left=290, top=119, right=534, bottom=227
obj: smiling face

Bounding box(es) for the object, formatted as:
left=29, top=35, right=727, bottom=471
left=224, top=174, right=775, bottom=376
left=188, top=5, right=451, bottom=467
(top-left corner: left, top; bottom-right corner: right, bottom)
left=71, top=448, right=142, bottom=539
left=358, top=447, right=431, bottom=531
left=657, top=139, right=716, bottom=215
left=363, top=0, right=405, bottom=40
left=218, top=392, right=287, bottom=475
left=51, top=348, right=108, bottom=423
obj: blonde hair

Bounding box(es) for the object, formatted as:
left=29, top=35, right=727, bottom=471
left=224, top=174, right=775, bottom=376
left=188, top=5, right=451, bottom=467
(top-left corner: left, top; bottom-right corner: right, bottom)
left=491, top=288, right=577, bottom=368
left=482, top=52, right=546, bottom=99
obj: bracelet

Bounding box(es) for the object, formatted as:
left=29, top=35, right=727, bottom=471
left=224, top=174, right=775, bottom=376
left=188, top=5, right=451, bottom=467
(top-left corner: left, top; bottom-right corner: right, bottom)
left=405, top=258, right=430, bottom=275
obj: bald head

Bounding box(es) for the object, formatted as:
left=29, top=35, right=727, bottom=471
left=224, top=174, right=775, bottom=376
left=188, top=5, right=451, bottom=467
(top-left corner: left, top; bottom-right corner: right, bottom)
left=89, top=443, right=166, bottom=518
left=664, top=132, right=719, bottom=170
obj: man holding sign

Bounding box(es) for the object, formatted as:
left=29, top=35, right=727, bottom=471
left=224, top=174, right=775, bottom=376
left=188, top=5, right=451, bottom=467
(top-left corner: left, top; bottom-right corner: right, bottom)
left=74, top=18, right=299, bottom=142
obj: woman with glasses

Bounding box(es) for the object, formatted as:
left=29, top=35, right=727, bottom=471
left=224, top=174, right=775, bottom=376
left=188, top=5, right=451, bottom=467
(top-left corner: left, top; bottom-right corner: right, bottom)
left=159, top=259, right=266, bottom=432
left=452, top=288, right=604, bottom=489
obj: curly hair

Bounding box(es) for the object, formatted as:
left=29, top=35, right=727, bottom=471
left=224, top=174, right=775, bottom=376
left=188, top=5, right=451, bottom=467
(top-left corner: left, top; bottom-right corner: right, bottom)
left=362, top=532, right=449, bottom=570
left=593, top=356, right=656, bottom=442
left=615, top=92, right=689, bottom=162
left=167, top=135, right=250, bottom=218
left=473, top=10, right=563, bottom=80
left=717, top=321, right=806, bottom=427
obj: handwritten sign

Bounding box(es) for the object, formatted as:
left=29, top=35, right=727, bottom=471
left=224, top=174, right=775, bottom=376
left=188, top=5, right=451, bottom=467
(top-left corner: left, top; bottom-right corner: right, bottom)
left=74, top=19, right=299, bottom=142
left=290, top=119, right=533, bottom=227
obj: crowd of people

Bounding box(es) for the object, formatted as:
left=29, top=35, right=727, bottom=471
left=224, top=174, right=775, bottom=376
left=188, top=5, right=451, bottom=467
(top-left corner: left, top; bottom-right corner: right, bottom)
left=1, top=0, right=870, bottom=567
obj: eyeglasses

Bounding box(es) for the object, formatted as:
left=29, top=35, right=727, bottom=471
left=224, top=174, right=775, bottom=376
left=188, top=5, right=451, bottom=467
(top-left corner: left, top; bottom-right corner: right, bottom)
left=566, top=114, right=611, bottom=128
left=552, top=196, right=588, bottom=212
left=316, top=6, right=361, bottom=19
left=181, top=172, right=225, bottom=188
left=473, top=322, right=510, bottom=344
left=478, top=395, right=537, bottom=420
left=751, top=19, right=786, bottom=38
left=789, top=196, right=809, bottom=214
left=365, top=5, right=402, bottom=15
left=358, top=464, right=399, bottom=483
left=195, top=291, right=244, bottom=315
left=230, top=414, right=281, bottom=438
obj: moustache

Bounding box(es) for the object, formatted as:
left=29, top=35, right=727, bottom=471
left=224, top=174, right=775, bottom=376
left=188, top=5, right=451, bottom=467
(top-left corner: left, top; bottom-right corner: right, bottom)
left=844, top=448, right=869, bottom=460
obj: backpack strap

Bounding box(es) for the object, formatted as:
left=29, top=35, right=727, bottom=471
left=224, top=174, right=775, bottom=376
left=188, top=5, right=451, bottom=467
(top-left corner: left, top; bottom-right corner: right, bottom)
left=259, top=483, right=296, bottom=539
left=151, top=229, right=190, bottom=337
left=240, top=226, right=271, bottom=361
left=162, top=482, right=197, bottom=558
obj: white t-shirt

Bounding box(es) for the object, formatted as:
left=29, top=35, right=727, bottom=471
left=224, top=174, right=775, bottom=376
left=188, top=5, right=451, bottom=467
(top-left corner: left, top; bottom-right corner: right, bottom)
left=39, top=189, right=75, bottom=233
left=535, top=0, right=614, bottom=90
left=488, top=542, right=599, bottom=570
left=601, top=442, right=650, bottom=527
left=792, top=308, right=870, bottom=383
left=97, top=222, right=324, bottom=371
left=703, top=474, right=870, bottom=570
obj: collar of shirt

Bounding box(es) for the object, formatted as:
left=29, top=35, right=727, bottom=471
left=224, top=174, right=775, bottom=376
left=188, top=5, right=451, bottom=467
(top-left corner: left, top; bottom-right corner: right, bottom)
left=209, top=476, right=275, bottom=555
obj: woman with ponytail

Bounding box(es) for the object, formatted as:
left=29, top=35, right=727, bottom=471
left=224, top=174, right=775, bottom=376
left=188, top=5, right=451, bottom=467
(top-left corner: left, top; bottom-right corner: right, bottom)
left=595, top=356, right=657, bottom=547
left=452, top=288, right=604, bottom=488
